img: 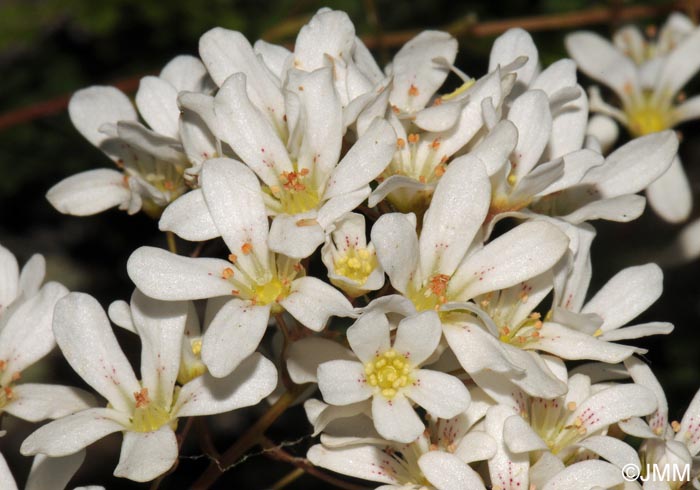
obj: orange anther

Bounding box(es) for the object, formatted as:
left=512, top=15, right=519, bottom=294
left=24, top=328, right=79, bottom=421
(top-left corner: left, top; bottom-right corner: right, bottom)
left=433, top=97, right=443, bottom=106
left=408, top=84, right=419, bottom=97
left=228, top=253, right=238, bottom=263
left=241, top=243, right=253, bottom=255
left=222, top=268, right=234, bottom=279
left=134, top=388, right=150, bottom=408
left=300, top=168, right=310, bottom=176
left=397, top=138, right=406, bottom=149
left=434, top=165, right=446, bottom=177
left=419, top=176, right=426, bottom=183
left=407, top=133, right=420, bottom=144
left=430, top=139, right=440, bottom=150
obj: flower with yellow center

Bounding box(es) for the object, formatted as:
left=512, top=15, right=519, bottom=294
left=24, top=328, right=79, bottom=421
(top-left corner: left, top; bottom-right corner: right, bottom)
left=317, top=310, right=470, bottom=443
left=21, top=292, right=278, bottom=483
left=322, top=213, right=384, bottom=298
left=129, top=159, right=355, bottom=378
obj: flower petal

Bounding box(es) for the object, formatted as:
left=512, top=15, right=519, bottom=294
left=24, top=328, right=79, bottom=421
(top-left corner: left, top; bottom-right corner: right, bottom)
left=135, top=76, right=180, bottom=138
left=53, top=293, right=140, bottom=412
left=531, top=322, right=637, bottom=362
left=176, top=353, right=277, bottom=417
left=508, top=90, right=552, bottom=182
left=280, top=277, right=353, bottom=332
left=158, top=189, right=219, bottom=242
left=372, top=393, right=423, bottom=443
left=127, top=247, right=234, bottom=301
left=307, top=444, right=403, bottom=485
left=20, top=407, right=127, bottom=457
left=68, top=86, right=137, bottom=148
left=25, top=451, right=86, bottom=490
left=201, top=300, right=270, bottom=378
left=420, top=154, right=490, bottom=278
left=565, top=31, right=639, bottom=101
left=645, top=155, right=692, bottom=223
left=114, top=427, right=178, bottom=482
left=582, top=263, right=662, bottom=331
left=46, top=169, right=131, bottom=216
left=6, top=384, right=95, bottom=422
left=449, top=220, right=569, bottom=299
left=318, top=360, right=372, bottom=405
left=654, top=29, right=700, bottom=98
left=287, top=337, right=355, bottom=384
left=130, top=290, right=187, bottom=406
left=541, top=460, right=623, bottom=490
left=489, top=28, right=539, bottom=88
left=407, top=369, right=470, bottom=419
left=159, top=54, right=209, bottom=92
left=371, top=213, right=419, bottom=294
left=418, top=451, right=487, bottom=490
left=346, top=311, right=391, bottom=363
left=393, top=311, right=442, bottom=366
left=0, top=244, right=18, bottom=311
left=268, top=213, right=325, bottom=259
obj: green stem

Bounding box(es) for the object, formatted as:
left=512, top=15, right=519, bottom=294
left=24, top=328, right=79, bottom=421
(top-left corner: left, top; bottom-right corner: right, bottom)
left=166, top=231, right=178, bottom=254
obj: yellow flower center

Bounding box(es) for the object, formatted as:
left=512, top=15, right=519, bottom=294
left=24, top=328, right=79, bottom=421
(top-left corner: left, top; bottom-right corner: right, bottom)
left=265, top=167, right=320, bottom=214
left=130, top=387, right=176, bottom=433
left=626, top=91, right=673, bottom=137
left=334, top=247, right=376, bottom=285
left=364, top=349, right=413, bottom=399
left=253, top=277, right=289, bottom=307
left=177, top=339, right=206, bottom=385
left=408, top=274, right=451, bottom=312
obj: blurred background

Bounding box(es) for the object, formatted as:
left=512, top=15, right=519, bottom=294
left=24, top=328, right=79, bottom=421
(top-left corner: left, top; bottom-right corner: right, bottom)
left=1, top=0, right=700, bottom=488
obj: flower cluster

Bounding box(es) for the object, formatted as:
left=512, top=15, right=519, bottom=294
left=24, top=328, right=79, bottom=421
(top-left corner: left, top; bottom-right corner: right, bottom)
left=2, top=7, right=700, bottom=490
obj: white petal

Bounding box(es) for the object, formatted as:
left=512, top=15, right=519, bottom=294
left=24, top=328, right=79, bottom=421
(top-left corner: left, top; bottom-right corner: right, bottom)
left=504, top=348, right=567, bottom=398
left=280, top=277, right=353, bottom=332
left=624, top=356, right=668, bottom=434
left=307, top=444, right=403, bottom=485
left=317, top=360, right=372, bottom=405
left=68, top=86, right=137, bottom=148
left=108, top=300, right=135, bottom=332
left=442, top=319, right=521, bottom=375
left=0, top=453, right=17, bottom=490
left=582, top=264, right=662, bottom=331
left=25, top=451, right=86, bottom=490
left=268, top=213, right=325, bottom=259
left=393, top=311, right=442, bottom=366
left=0, top=282, right=67, bottom=379
left=470, top=120, right=518, bottom=176
left=542, top=460, right=623, bottom=490
left=584, top=131, right=678, bottom=198
left=114, top=427, right=177, bottom=482
left=201, top=300, right=270, bottom=378
left=158, top=189, right=219, bottom=242
left=509, top=90, right=552, bottom=182
left=287, top=337, right=354, bottom=384
left=6, top=384, right=95, bottom=422
left=160, top=55, right=209, bottom=92
left=449, top=221, right=569, bottom=299
left=0, top=244, right=18, bottom=311
left=504, top=413, right=548, bottom=452
left=294, top=9, right=355, bottom=70
left=407, top=369, right=470, bottom=419
left=127, top=247, right=234, bottom=300
left=201, top=158, right=270, bottom=270
left=389, top=30, right=457, bottom=112
left=571, top=383, right=657, bottom=435
left=418, top=451, right=487, bottom=490
left=372, top=393, right=423, bottom=443
left=645, top=155, right=692, bottom=223
left=346, top=311, right=391, bottom=363
left=529, top=452, right=565, bottom=490
left=213, top=73, right=291, bottom=182
left=587, top=114, right=619, bottom=154
left=419, top=154, right=490, bottom=278
left=253, top=40, right=291, bottom=80
left=323, top=118, right=396, bottom=200
left=486, top=405, right=530, bottom=490
left=560, top=194, right=646, bottom=224
left=199, top=27, right=284, bottom=125
left=655, top=29, right=700, bottom=98
left=489, top=28, right=539, bottom=87
left=371, top=213, right=419, bottom=294
left=175, top=353, right=277, bottom=417
left=599, top=321, right=673, bottom=341
left=20, top=407, right=127, bottom=457
left=130, top=290, right=187, bottom=406
left=135, top=76, right=180, bottom=138
left=531, top=322, right=637, bottom=362
left=18, top=254, right=45, bottom=299
left=414, top=100, right=464, bottom=132
left=565, top=32, right=639, bottom=101
left=677, top=387, right=700, bottom=455
left=53, top=293, right=140, bottom=412
left=46, top=169, right=130, bottom=216
left=577, top=435, right=641, bottom=470
left=454, top=431, right=498, bottom=463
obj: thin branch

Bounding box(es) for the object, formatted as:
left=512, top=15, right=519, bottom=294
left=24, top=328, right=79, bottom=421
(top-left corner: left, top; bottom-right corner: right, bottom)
left=260, top=437, right=372, bottom=490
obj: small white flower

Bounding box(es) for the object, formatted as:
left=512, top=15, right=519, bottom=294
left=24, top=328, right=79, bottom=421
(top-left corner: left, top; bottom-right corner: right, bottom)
left=20, top=292, right=278, bottom=482
left=317, top=309, right=471, bottom=443
left=0, top=449, right=103, bottom=490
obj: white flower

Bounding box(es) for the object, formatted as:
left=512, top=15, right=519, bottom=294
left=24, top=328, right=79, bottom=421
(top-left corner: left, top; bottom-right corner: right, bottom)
left=47, top=55, right=214, bottom=217
left=0, top=244, right=93, bottom=424
left=317, top=309, right=471, bottom=443
left=307, top=389, right=494, bottom=489
left=566, top=20, right=700, bottom=222
left=321, top=212, right=384, bottom=297
left=0, top=449, right=103, bottom=490
left=129, top=158, right=354, bottom=377
left=20, top=292, right=278, bottom=482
